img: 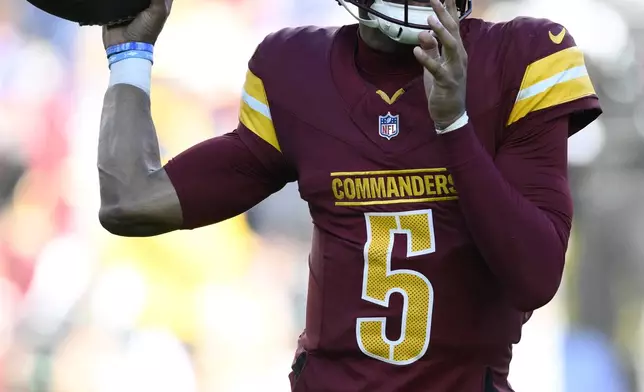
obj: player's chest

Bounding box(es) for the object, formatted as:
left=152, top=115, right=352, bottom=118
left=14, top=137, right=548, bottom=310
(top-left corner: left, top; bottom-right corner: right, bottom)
left=283, top=89, right=497, bottom=209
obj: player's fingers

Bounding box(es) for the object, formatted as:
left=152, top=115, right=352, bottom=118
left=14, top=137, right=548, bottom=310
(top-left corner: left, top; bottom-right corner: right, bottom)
left=149, top=0, right=172, bottom=13
left=444, top=0, right=461, bottom=27
left=418, top=30, right=440, bottom=59
left=426, top=15, right=459, bottom=59
left=413, top=46, right=446, bottom=79
left=430, top=0, right=458, bottom=37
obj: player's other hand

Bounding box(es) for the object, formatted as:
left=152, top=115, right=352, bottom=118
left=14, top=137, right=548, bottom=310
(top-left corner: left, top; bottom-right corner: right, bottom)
left=413, top=0, right=467, bottom=130
left=103, top=0, right=173, bottom=48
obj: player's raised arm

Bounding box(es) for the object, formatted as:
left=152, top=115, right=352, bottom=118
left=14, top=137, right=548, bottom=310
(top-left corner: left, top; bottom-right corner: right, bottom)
left=99, top=83, right=181, bottom=236
left=98, top=0, right=295, bottom=237
left=417, top=5, right=601, bottom=311
left=98, top=0, right=178, bottom=236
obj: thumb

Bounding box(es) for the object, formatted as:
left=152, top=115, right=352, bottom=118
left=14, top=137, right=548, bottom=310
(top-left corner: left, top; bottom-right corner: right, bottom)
left=422, top=67, right=435, bottom=98
left=414, top=31, right=442, bottom=76
left=149, top=0, right=173, bottom=12
left=420, top=31, right=440, bottom=60
left=414, top=31, right=440, bottom=96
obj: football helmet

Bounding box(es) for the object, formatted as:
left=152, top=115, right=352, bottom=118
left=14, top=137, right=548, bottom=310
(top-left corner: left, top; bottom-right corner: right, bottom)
left=336, top=0, right=472, bottom=45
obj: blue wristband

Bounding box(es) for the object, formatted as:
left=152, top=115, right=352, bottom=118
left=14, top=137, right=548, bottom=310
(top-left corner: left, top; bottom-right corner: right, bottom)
left=106, top=42, right=154, bottom=57
left=108, top=50, right=154, bottom=69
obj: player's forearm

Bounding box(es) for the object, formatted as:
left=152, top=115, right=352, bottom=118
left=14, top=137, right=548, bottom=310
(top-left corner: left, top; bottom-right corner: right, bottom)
left=99, top=82, right=158, bottom=216
left=98, top=78, right=180, bottom=236
left=438, top=125, right=566, bottom=311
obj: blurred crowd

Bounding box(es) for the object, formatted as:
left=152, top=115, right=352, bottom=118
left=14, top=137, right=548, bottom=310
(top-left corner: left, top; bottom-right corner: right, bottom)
left=0, top=0, right=643, bottom=391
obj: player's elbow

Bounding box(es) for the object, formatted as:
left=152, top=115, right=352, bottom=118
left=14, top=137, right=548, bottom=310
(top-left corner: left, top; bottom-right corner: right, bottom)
left=98, top=205, right=139, bottom=236
left=98, top=204, right=172, bottom=237
left=512, top=286, right=558, bottom=312
left=511, top=255, right=565, bottom=312
left=98, top=170, right=182, bottom=237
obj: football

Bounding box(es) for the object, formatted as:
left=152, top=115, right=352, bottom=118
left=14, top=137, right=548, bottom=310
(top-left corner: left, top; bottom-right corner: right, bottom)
left=25, top=0, right=150, bottom=26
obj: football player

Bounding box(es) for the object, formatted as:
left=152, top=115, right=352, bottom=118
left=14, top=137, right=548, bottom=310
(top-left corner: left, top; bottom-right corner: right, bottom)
left=98, top=0, right=601, bottom=390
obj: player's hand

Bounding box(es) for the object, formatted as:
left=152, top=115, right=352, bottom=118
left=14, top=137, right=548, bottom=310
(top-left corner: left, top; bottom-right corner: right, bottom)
left=413, top=0, right=467, bottom=130
left=102, top=0, right=173, bottom=49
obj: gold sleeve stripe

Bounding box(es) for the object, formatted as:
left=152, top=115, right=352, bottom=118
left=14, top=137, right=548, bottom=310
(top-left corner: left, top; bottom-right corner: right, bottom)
left=239, top=70, right=281, bottom=152
left=507, top=47, right=597, bottom=126
left=519, top=47, right=586, bottom=90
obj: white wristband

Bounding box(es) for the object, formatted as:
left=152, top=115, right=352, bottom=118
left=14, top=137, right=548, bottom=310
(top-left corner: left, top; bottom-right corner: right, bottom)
left=109, top=57, right=152, bottom=96
left=435, top=112, right=469, bottom=135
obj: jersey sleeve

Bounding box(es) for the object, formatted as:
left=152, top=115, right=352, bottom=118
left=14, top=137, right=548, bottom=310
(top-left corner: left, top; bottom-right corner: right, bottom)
left=238, top=68, right=284, bottom=158
left=164, top=129, right=294, bottom=230
left=163, top=36, right=297, bottom=230
left=504, top=18, right=602, bottom=135
left=237, top=32, right=295, bottom=169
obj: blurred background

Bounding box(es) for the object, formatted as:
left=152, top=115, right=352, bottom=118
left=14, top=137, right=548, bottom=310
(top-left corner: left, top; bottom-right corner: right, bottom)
left=0, top=0, right=643, bottom=391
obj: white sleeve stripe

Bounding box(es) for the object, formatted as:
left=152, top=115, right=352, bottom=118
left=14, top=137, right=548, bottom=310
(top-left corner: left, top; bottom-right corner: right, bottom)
left=516, top=65, right=589, bottom=102
left=241, top=90, right=272, bottom=120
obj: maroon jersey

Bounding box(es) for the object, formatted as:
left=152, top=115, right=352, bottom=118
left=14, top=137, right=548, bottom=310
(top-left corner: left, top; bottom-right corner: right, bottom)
left=165, top=17, right=601, bottom=392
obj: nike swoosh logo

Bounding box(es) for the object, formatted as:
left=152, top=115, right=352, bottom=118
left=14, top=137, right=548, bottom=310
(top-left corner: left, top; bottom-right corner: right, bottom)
left=549, top=27, right=567, bottom=45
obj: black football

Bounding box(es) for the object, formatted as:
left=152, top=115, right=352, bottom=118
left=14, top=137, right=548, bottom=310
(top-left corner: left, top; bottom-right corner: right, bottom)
left=25, top=0, right=151, bottom=26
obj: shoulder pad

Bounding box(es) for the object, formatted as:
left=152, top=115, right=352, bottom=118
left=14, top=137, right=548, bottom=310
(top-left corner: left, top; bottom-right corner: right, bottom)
left=239, top=26, right=338, bottom=156
left=249, top=26, right=339, bottom=77
left=507, top=17, right=577, bottom=63
left=502, top=17, right=598, bottom=127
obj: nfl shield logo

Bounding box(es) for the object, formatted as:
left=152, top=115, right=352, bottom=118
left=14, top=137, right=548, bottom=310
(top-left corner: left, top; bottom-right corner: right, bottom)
left=379, top=112, right=400, bottom=140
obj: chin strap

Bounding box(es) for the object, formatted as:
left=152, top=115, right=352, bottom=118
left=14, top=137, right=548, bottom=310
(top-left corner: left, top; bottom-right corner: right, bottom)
left=337, top=0, right=379, bottom=29
left=374, top=21, right=425, bottom=45
left=337, top=0, right=437, bottom=45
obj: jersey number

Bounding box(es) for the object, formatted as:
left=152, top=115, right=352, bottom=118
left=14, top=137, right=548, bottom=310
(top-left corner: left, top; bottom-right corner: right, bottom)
left=356, top=210, right=436, bottom=366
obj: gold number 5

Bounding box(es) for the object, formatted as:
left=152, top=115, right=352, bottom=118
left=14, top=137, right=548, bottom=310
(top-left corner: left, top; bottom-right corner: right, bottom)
left=356, top=210, right=436, bottom=365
